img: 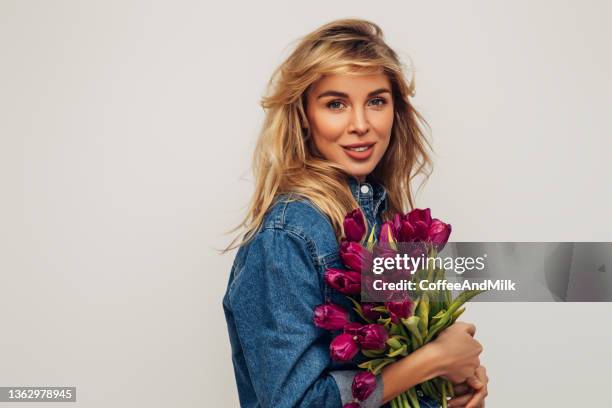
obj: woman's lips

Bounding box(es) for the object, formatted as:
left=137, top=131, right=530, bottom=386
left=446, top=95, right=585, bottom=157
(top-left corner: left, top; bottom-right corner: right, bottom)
left=342, top=143, right=375, bottom=160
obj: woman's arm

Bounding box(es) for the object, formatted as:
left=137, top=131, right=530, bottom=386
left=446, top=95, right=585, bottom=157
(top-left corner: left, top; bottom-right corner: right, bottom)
left=380, top=322, right=483, bottom=404
left=380, top=341, right=441, bottom=404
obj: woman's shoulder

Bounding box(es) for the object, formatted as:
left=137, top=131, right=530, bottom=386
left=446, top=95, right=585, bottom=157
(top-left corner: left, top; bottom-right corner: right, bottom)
left=226, top=193, right=342, bottom=300
left=258, top=193, right=340, bottom=259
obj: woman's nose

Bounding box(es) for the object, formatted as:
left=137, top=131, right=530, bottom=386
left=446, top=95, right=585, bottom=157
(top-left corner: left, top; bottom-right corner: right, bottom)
left=348, top=107, right=370, bottom=136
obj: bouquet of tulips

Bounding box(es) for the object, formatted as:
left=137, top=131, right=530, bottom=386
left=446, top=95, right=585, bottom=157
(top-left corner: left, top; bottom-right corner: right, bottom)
left=314, top=208, right=484, bottom=408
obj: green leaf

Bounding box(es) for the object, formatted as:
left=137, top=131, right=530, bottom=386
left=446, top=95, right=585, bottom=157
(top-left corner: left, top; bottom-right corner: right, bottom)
left=358, top=358, right=395, bottom=375
left=431, top=309, right=446, bottom=323
left=402, top=316, right=423, bottom=348
left=386, top=336, right=403, bottom=350
left=362, top=349, right=386, bottom=358
left=366, top=223, right=377, bottom=251
left=416, top=293, right=429, bottom=338
left=451, top=307, right=465, bottom=322
left=346, top=296, right=372, bottom=324
left=386, top=226, right=398, bottom=250
left=424, top=289, right=485, bottom=343
left=387, top=344, right=408, bottom=357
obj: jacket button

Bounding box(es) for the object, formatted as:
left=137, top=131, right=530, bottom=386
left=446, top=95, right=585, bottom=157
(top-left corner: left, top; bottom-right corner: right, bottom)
left=360, top=185, right=370, bottom=194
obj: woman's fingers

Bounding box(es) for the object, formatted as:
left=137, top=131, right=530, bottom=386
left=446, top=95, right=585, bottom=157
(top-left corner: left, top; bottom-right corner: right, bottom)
left=466, top=376, right=484, bottom=390
left=464, top=387, right=487, bottom=408
left=447, top=392, right=474, bottom=407
left=452, top=383, right=470, bottom=395
left=455, top=321, right=476, bottom=337
left=464, top=366, right=488, bottom=408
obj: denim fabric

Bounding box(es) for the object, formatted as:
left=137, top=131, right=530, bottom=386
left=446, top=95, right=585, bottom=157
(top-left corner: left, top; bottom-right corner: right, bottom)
left=223, top=176, right=389, bottom=407
left=418, top=396, right=442, bottom=408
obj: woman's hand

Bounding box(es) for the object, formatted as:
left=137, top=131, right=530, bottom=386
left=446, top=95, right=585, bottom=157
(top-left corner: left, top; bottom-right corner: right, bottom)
left=429, top=322, right=483, bottom=384
left=380, top=321, right=484, bottom=404
left=447, top=365, right=489, bottom=408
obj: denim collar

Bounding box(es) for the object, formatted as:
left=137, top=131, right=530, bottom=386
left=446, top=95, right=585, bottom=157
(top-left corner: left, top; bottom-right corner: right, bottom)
left=347, top=175, right=388, bottom=226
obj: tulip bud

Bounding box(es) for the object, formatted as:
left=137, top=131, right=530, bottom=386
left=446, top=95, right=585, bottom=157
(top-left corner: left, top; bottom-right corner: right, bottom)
left=313, top=303, right=350, bottom=331
left=352, top=371, right=377, bottom=401
left=358, top=324, right=388, bottom=350
left=344, top=209, right=367, bottom=242
left=406, top=208, right=432, bottom=242
left=324, top=268, right=361, bottom=295
left=340, top=240, right=372, bottom=272
left=407, top=208, right=432, bottom=226
left=398, top=218, right=416, bottom=242
left=386, top=299, right=413, bottom=324
left=330, top=333, right=359, bottom=362
left=429, top=219, right=452, bottom=251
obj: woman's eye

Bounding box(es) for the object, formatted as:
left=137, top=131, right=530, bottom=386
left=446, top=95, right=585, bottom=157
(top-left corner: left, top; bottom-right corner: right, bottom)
left=326, top=100, right=346, bottom=110
left=369, top=97, right=387, bottom=107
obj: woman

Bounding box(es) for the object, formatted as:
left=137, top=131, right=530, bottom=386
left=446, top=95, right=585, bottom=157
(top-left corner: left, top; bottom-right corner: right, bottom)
left=222, top=19, right=488, bottom=408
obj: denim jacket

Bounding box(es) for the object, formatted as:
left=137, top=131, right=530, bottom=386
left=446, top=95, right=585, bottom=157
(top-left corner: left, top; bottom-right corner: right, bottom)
left=222, top=176, right=387, bottom=407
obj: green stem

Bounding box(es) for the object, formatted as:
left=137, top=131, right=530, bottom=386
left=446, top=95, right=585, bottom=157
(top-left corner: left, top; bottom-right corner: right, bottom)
left=401, top=391, right=411, bottom=408
left=445, top=379, right=455, bottom=398
left=441, top=381, right=447, bottom=408
left=406, top=388, right=420, bottom=408
left=422, top=380, right=438, bottom=399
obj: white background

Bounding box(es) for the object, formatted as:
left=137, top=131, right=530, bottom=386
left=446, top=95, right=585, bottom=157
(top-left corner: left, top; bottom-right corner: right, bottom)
left=1, top=1, right=611, bottom=407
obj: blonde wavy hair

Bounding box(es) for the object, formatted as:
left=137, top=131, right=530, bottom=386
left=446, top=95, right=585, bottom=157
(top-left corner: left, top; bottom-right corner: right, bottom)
left=223, top=18, right=433, bottom=252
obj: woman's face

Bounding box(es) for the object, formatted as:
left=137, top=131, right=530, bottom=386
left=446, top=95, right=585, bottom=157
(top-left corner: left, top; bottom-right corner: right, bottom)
left=305, top=72, right=394, bottom=181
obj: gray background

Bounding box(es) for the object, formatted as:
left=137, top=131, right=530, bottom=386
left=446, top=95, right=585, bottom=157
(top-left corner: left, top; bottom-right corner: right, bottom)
left=1, top=1, right=611, bottom=407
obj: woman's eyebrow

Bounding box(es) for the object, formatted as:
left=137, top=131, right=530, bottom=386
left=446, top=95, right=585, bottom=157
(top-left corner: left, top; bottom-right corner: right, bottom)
left=316, top=88, right=391, bottom=99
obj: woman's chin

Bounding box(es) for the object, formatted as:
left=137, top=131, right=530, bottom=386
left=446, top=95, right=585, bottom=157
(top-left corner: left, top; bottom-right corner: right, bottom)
left=343, top=167, right=376, bottom=181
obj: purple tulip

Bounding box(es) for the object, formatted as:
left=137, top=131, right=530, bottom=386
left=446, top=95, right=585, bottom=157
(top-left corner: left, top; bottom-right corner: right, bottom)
left=344, top=208, right=367, bottom=242
left=386, top=299, right=413, bottom=323
left=330, top=333, right=360, bottom=362
left=342, top=403, right=360, bottom=408
left=398, top=218, right=416, bottom=242
left=340, top=240, right=372, bottom=272
left=396, top=208, right=452, bottom=250
left=392, top=213, right=402, bottom=237
left=352, top=371, right=377, bottom=401
left=361, top=303, right=384, bottom=322
left=405, top=208, right=432, bottom=242
left=429, top=219, right=452, bottom=251
left=343, top=323, right=387, bottom=350
left=313, top=303, right=350, bottom=331
left=358, top=324, right=388, bottom=350
left=324, top=268, right=361, bottom=295
left=407, top=208, right=432, bottom=226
